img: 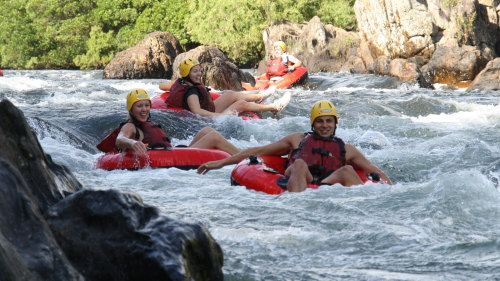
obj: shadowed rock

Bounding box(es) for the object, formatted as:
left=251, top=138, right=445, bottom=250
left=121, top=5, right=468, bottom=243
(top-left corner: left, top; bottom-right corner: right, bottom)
left=467, top=58, right=500, bottom=91
left=0, top=99, right=82, bottom=213
left=0, top=158, right=84, bottom=281
left=47, top=189, right=223, bottom=281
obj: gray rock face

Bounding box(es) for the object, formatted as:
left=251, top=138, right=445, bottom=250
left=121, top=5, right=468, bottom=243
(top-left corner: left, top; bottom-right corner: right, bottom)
left=355, top=0, right=435, bottom=59
left=421, top=39, right=487, bottom=86
left=354, top=0, right=500, bottom=59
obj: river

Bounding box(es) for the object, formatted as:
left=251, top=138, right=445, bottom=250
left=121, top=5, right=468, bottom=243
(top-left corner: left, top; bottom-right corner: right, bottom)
left=1, top=69, right=500, bottom=280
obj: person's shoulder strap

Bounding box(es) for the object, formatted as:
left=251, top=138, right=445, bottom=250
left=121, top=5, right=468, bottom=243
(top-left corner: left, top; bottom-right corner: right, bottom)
left=334, top=136, right=346, bottom=158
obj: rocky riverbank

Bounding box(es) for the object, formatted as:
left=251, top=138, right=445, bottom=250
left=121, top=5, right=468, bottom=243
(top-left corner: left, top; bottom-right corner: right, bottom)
left=104, top=0, right=499, bottom=91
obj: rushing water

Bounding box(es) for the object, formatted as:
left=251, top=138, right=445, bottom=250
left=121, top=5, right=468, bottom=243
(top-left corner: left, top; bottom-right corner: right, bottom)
left=1, top=69, right=500, bottom=280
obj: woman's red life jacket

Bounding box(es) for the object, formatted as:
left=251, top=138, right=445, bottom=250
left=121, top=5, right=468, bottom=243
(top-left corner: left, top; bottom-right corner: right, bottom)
left=166, top=79, right=216, bottom=112
left=288, top=133, right=346, bottom=178
left=139, top=122, right=172, bottom=149
left=96, top=121, right=172, bottom=153
left=266, top=55, right=289, bottom=77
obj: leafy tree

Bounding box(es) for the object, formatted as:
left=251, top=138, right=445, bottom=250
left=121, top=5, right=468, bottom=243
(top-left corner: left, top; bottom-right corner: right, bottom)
left=187, top=0, right=270, bottom=66
left=74, top=26, right=116, bottom=69
left=0, top=0, right=357, bottom=69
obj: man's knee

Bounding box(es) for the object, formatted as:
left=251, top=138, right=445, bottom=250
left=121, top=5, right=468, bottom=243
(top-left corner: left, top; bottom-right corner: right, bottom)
left=287, top=159, right=309, bottom=175
left=338, top=165, right=356, bottom=175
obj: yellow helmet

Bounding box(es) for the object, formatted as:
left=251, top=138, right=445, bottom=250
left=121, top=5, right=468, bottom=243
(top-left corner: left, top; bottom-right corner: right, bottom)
left=179, top=58, right=200, bottom=78
left=310, top=100, right=338, bottom=125
left=274, top=41, right=286, bottom=52
left=126, top=89, right=151, bottom=111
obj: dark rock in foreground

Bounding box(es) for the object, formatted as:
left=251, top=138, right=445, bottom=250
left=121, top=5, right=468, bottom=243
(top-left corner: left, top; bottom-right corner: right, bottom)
left=47, top=189, right=223, bottom=281
left=0, top=158, right=84, bottom=281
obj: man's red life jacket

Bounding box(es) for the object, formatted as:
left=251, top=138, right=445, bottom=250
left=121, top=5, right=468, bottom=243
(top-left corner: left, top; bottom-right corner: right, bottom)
left=166, top=79, right=216, bottom=112
left=266, top=55, right=289, bottom=77
left=96, top=121, right=172, bottom=153
left=288, top=133, right=346, bottom=178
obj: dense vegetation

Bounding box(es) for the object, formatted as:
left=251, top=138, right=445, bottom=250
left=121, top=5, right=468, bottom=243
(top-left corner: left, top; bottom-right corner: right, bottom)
left=0, top=0, right=356, bottom=69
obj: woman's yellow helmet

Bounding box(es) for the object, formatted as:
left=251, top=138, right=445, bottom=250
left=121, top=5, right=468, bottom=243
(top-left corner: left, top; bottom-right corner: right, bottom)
left=274, top=41, right=287, bottom=52
left=310, top=100, right=338, bottom=125
left=179, top=58, right=200, bottom=78
left=126, top=89, right=151, bottom=111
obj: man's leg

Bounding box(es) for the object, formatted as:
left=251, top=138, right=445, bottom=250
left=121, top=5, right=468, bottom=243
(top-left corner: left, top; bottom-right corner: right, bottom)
left=284, top=159, right=313, bottom=192
left=320, top=165, right=363, bottom=187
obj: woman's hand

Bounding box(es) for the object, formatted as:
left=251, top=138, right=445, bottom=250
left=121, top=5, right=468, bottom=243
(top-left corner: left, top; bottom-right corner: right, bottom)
left=197, top=160, right=224, bottom=174
left=130, top=140, right=148, bottom=154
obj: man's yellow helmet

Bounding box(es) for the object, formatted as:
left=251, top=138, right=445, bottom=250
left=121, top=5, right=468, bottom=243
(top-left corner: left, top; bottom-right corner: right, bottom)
left=179, top=58, right=200, bottom=78
left=126, top=89, right=151, bottom=111
left=274, top=41, right=287, bottom=52
left=310, top=100, right=338, bottom=125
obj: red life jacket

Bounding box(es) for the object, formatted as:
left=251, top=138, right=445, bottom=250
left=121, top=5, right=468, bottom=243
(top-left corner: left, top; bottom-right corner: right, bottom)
left=266, top=55, right=289, bottom=77
left=166, top=79, right=216, bottom=112
left=288, top=133, right=346, bottom=178
left=96, top=121, right=172, bottom=153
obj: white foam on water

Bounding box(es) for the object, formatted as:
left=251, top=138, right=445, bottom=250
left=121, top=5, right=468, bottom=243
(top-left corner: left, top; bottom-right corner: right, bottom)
left=0, top=76, right=52, bottom=91
left=411, top=102, right=500, bottom=129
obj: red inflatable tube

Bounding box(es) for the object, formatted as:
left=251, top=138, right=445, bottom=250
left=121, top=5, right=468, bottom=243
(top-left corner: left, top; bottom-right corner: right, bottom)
left=96, top=147, right=231, bottom=170
left=151, top=91, right=261, bottom=120
left=230, top=155, right=380, bottom=194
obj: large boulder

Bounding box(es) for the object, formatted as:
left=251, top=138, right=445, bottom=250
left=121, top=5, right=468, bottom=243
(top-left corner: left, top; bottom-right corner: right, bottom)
left=467, top=57, right=500, bottom=91
left=0, top=158, right=84, bottom=281
left=103, top=32, right=183, bottom=79
left=0, top=99, right=82, bottom=213
left=47, top=189, right=224, bottom=281
left=421, top=39, right=487, bottom=87
left=172, top=46, right=245, bottom=90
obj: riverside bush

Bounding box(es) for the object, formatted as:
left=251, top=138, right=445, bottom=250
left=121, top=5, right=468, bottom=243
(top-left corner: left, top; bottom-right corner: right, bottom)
left=0, top=0, right=355, bottom=69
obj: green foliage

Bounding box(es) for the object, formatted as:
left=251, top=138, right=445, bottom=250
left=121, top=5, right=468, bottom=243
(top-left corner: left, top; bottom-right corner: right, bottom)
left=316, top=0, right=356, bottom=28
left=186, top=0, right=269, bottom=65
left=442, top=0, right=459, bottom=9
left=0, top=0, right=356, bottom=69
left=74, top=26, right=116, bottom=69
left=186, top=0, right=356, bottom=66
left=456, top=13, right=476, bottom=46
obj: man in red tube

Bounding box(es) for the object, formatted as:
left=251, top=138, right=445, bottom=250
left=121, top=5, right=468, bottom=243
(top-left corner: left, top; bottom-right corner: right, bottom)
left=197, top=100, right=392, bottom=192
